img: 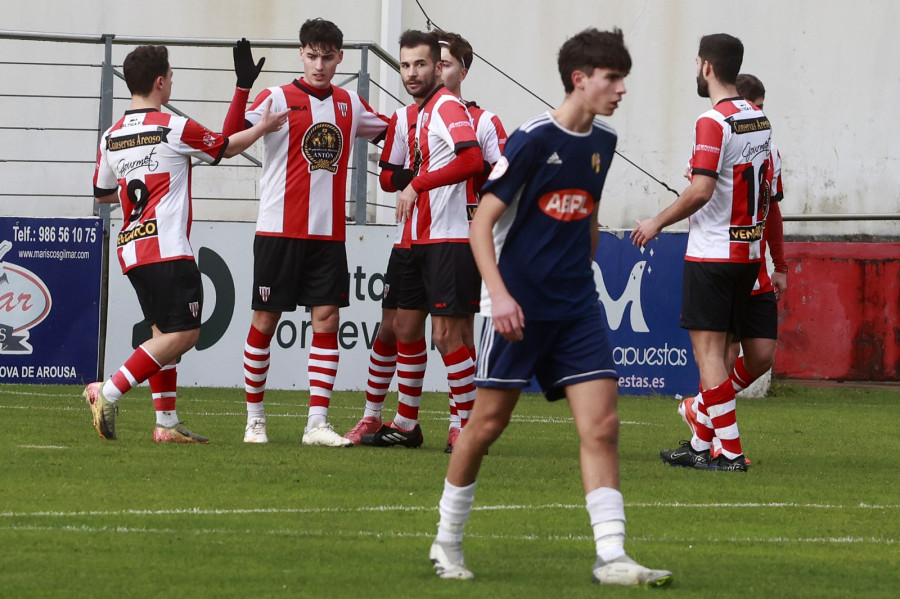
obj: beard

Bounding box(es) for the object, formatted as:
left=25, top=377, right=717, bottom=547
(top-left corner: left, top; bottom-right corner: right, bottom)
left=696, top=73, right=709, bottom=98
left=405, top=71, right=437, bottom=99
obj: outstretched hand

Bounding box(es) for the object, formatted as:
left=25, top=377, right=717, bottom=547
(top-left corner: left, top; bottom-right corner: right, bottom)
left=233, top=38, right=265, bottom=89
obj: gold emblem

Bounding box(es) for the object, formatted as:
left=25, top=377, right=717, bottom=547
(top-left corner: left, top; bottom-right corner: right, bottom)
left=302, top=122, right=343, bottom=173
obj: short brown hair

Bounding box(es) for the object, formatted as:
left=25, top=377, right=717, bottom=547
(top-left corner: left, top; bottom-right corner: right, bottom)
left=736, top=73, right=765, bottom=102
left=558, top=28, right=631, bottom=94
left=433, top=30, right=473, bottom=69
left=123, top=45, right=169, bottom=96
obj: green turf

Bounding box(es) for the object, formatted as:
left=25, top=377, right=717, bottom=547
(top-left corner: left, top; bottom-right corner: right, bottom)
left=0, top=382, right=897, bottom=598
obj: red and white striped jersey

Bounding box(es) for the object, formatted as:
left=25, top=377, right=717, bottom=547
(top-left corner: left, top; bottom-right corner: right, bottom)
left=686, top=97, right=772, bottom=263
left=93, top=109, right=227, bottom=273
left=407, top=86, right=479, bottom=243
left=752, top=141, right=784, bottom=294
left=379, top=104, right=419, bottom=248
left=246, top=79, right=388, bottom=241
left=465, top=101, right=508, bottom=215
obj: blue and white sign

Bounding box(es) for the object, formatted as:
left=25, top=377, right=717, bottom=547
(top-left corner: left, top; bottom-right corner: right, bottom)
left=0, top=217, right=103, bottom=384
left=594, top=230, right=698, bottom=396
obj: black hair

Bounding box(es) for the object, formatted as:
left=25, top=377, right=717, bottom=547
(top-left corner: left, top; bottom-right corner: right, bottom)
left=698, top=33, right=743, bottom=85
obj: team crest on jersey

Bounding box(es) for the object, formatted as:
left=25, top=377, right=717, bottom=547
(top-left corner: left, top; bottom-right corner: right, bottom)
left=591, top=153, right=602, bottom=174
left=337, top=101, right=349, bottom=117
left=188, top=301, right=200, bottom=319
left=259, top=286, right=271, bottom=302
left=303, top=122, right=343, bottom=173
left=202, top=132, right=217, bottom=147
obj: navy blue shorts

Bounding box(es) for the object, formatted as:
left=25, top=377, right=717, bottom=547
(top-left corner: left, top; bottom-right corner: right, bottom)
left=475, top=306, right=617, bottom=401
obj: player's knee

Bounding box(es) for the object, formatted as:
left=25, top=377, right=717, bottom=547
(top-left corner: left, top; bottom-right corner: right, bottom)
left=585, top=412, right=619, bottom=447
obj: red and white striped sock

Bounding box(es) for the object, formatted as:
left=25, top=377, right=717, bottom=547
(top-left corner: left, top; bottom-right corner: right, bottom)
left=149, top=364, right=178, bottom=427
left=244, top=325, right=273, bottom=419
left=444, top=345, right=476, bottom=428
left=364, top=337, right=396, bottom=419
left=690, top=391, right=716, bottom=452
left=308, top=332, right=339, bottom=427
left=103, top=345, right=161, bottom=402
left=729, top=356, right=756, bottom=392
left=393, top=338, right=427, bottom=431
left=705, top=378, right=742, bottom=459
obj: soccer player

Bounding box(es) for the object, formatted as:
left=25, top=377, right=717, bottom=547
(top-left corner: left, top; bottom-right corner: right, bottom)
left=359, top=30, right=483, bottom=448
left=434, top=29, right=508, bottom=451
left=430, top=28, right=673, bottom=587
left=222, top=20, right=389, bottom=446
left=86, top=45, right=288, bottom=443
left=679, top=73, right=787, bottom=463
left=343, top=30, right=506, bottom=452
left=631, top=34, right=772, bottom=472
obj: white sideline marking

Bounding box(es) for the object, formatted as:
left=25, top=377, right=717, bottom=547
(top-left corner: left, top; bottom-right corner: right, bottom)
left=0, top=401, right=654, bottom=426
left=2, top=500, right=896, bottom=519
left=18, top=445, right=68, bottom=450
left=0, top=523, right=894, bottom=545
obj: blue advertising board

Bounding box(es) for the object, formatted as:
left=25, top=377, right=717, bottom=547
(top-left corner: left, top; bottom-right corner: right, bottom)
left=594, top=230, right=698, bottom=396
left=0, top=217, right=103, bottom=384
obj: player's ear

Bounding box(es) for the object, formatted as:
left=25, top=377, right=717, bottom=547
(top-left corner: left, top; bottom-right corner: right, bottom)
left=337, top=49, right=344, bottom=65
left=459, top=67, right=468, bottom=82
left=571, top=69, right=586, bottom=90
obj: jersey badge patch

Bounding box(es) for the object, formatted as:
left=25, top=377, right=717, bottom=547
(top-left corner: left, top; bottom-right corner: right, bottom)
left=303, top=122, right=343, bottom=173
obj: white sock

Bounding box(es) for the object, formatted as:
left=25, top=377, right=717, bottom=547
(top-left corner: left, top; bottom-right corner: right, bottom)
left=307, top=413, right=327, bottom=430
left=247, top=402, right=265, bottom=420
left=586, top=487, right=627, bottom=562
left=101, top=380, right=122, bottom=402
left=156, top=410, right=179, bottom=428
left=436, top=478, right=477, bottom=544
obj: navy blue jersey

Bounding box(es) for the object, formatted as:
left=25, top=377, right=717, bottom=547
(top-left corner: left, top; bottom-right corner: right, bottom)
left=481, top=111, right=617, bottom=321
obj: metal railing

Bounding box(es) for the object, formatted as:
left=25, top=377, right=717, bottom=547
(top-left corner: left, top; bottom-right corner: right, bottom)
left=0, top=29, right=402, bottom=226
left=0, top=29, right=402, bottom=379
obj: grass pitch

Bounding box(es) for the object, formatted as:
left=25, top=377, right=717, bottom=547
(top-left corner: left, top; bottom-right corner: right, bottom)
left=0, top=382, right=897, bottom=598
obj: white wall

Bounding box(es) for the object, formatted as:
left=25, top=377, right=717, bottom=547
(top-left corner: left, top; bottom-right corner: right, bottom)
left=2, top=0, right=898, bottom=237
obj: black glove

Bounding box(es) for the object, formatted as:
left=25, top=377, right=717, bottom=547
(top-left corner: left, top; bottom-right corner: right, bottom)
left=233, top=38, right=265, bottom=89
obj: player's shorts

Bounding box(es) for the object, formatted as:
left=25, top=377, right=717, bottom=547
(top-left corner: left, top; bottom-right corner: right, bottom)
left=251, top=236, right=350, bottom=311
left=732, top=290, right=777, bottom=341
left=397, top=242, right=480, bottom=316
left=381, top=246, right=412, bottom=310
left=680, top=261, right=759, bottom=337
left=475, top=306, right=617, bottom=401
left=127, top=259, right=202, bottom=333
